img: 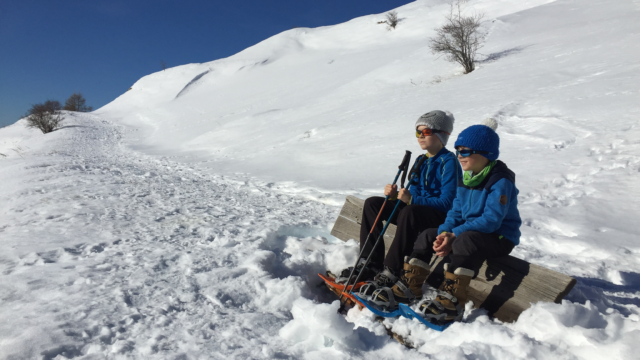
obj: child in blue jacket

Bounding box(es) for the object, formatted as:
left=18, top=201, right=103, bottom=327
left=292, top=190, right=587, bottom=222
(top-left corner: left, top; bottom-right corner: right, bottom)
left=337, top=111, right=461, bottom=293
left=370, top=119, right=522, bottom=321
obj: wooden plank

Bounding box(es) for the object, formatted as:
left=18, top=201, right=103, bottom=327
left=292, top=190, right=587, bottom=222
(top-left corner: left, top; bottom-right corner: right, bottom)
left=346, top=195, right=365, bottom=207
left=341, top=196, right=364, bottom=224
left=331, top=195, right=395, bottom=254
left=330, top=196, right=577, bottom=323
left=330, top=216, right=360, bottom=242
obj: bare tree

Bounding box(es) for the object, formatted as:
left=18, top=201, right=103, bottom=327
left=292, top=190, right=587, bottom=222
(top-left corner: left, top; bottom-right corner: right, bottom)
left=63, top=92, right=93, bottom=112
left=25, top=100, right=64, bottom=134
left=386, top=11, right=398, bottom=30
left=161, top=60, right=167, bottom=71
left=428, top=1, right=487, bottom=74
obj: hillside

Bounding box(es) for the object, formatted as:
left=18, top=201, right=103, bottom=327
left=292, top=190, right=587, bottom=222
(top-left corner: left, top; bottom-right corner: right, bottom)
left=1, top=0, right=639, bottom=358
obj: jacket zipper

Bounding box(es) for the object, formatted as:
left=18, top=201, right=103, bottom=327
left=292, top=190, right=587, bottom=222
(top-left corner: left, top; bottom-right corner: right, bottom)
left=424, top=156, right=432, bottom=187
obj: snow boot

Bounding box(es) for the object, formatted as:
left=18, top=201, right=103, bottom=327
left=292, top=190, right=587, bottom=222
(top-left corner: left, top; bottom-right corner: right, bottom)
left=420, top=265, right=474, bottom=324
left=334, top=258, right=379, bottom=285
left=357, top=267, right=398, bottom=297
left=367, top=257, right=431, bottom=310
left=391, top=257, right=432, bottom=301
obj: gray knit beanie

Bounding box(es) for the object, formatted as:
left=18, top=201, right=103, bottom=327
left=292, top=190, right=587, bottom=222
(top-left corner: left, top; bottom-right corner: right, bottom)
left=414, top=110, right=455, bottom=146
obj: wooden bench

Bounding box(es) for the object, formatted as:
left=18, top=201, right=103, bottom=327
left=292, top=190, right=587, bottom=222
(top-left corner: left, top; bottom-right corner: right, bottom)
left=331, top=196, right=577, bottom=323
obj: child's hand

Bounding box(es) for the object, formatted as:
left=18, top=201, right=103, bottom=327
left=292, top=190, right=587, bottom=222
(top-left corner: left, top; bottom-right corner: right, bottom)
left=434, top=232, right=455, bottom=257
left=398, top=188, right=412, bottom=204
left=384, top=184, right=398, bottom=198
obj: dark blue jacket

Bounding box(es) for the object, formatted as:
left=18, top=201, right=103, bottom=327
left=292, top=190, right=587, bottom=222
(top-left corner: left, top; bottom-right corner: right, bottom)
left=438, top=161, right=522, bottom=245
left=408, top=147, right=461, bottom=213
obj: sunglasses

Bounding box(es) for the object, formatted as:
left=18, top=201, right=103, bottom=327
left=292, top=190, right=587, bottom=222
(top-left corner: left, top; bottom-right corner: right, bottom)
left=455, top=148, right=492, bottom=157
left=415, top=128, right=451, bottom=138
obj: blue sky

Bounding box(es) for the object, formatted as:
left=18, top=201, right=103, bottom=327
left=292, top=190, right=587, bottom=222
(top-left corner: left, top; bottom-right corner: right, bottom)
left=0, top=0, right=413, bottom=128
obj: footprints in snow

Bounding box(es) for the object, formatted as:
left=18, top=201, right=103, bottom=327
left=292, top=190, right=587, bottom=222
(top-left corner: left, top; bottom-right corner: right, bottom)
left=500, top=115, right=590, bottom=152
left=1, top=115, right=335, bottom=358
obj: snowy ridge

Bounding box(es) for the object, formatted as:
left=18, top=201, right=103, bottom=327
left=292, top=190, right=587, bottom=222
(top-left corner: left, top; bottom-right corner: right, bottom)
left=1, top=0, right=640, bottom=358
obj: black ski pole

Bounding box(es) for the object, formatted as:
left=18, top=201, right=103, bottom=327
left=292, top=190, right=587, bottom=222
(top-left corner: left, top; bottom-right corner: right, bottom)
left=342, top=153, right=428, bottom=303
left=338, top=150, right=412, bottom=304
left=346, top=196, right=404, bottom=294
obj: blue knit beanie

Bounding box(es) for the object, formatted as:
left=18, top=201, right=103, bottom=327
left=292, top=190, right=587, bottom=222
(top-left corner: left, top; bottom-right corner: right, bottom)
left=454, top=118, right=500, bottom=161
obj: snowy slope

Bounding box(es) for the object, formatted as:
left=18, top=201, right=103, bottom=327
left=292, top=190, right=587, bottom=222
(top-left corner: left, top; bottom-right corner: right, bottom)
left=1, top=0, right=639, bottom=359
left=97, top=0, right=566, bottom=201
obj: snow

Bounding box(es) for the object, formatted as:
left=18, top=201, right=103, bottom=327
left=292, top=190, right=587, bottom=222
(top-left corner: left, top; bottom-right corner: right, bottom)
left=1, top=0, right=639, bottom=358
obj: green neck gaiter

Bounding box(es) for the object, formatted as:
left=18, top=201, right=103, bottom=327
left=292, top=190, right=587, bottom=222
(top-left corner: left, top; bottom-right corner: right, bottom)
left=463, top=161, right=497, bottom=187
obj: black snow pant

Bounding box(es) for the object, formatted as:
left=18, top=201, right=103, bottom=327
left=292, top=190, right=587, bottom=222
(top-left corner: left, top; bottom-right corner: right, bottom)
left=359, top=196, right=447, bottom=274
left=411, top=228, right=515, bottom=274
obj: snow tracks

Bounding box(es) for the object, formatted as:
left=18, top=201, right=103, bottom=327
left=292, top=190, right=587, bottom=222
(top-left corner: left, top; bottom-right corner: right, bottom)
left=0, top=114, right=339, bottom=359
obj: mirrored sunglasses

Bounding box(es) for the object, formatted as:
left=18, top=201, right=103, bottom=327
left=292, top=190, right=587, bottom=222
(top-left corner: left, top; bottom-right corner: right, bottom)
left=415, top=128, right=451, bottom=138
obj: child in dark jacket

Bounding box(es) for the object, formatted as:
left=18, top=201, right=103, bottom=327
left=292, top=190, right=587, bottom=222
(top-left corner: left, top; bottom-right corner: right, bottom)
left=370, top=119, right=522, bottom=323
left=337, top=110, right=461, bottom=292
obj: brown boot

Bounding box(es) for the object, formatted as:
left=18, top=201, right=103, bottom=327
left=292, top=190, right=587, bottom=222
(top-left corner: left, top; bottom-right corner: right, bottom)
left=422, top=266, right=474, bottom=323
left=390, top=257, right=431, bottom=302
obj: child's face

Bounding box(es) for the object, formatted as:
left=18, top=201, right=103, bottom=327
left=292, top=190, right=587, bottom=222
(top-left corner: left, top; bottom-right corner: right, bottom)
left=416, top=126, right=442, bottom=151
left=457, top=146, right=490, bottom=173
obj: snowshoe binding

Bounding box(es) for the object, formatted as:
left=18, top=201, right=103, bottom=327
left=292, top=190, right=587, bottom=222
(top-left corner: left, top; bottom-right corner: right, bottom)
left=399, top=265, right=474, bottom=331
left=363, top=257, right=431, bottom=310
left=354, top=292, right=403, bottom=318
left=357, top=267, right=398, bottom=297
left=318, top=259, right=378, bottom=308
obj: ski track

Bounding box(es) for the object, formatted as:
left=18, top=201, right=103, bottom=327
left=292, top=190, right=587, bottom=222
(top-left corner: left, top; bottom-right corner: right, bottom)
left=0, top=114, right=345, bottom=359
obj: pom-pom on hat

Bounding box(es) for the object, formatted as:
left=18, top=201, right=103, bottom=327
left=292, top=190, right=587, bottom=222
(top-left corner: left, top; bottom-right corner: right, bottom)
left=454, top=118, right=500, bottom=161
left=415, top=110, right=455, bottom=146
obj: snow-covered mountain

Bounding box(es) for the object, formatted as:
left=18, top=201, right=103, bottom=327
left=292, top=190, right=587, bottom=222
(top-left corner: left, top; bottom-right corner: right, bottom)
left=1, top=0, right=639, bottom=358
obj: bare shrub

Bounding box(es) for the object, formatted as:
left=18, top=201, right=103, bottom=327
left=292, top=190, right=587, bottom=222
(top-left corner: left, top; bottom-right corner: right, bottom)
left=429, top=1, right=487, bottom=74
left=63, top=92, right=92, bottom=112
left=386, top=11, right=399, bottom=29
left=25, top=100, right=63, bottom=134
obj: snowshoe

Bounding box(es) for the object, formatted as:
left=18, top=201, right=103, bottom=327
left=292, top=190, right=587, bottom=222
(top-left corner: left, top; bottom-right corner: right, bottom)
left=357, top=268, right=398, bottom=297
left=318, top=273, right=367, bottom=293
left=353, top=293, right=403, bottom=318
left=318, top=273, right=366, bottom=308
left=398, top=303, right=452, bottom=332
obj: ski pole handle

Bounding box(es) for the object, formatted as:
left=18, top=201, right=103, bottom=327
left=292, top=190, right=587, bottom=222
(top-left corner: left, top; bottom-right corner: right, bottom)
left=399, top=150, right=411, bottom=189
left=389, top=150, right=412, bottom=189
left=398, top=150, right=412, bottom=171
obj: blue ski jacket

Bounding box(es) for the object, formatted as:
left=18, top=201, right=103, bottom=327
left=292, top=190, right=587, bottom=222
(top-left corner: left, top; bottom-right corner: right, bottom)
left=408, top=147, right=461, bottom=213
left=438, top=160, right=522, bottom=245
